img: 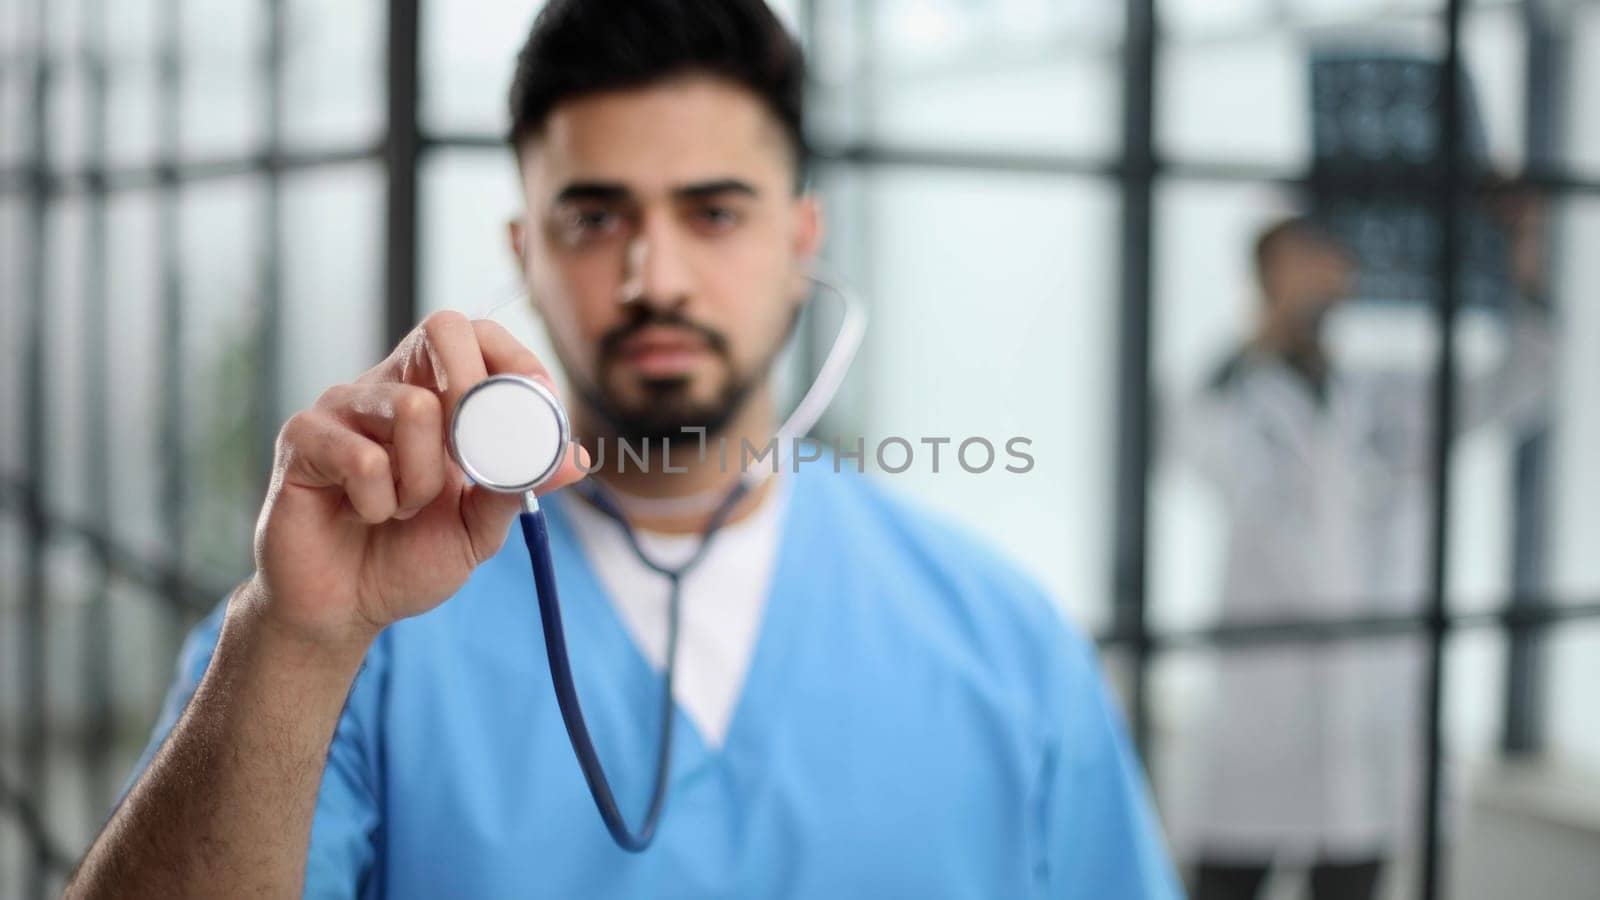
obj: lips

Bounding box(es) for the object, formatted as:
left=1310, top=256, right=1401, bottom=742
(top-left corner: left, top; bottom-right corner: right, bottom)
left=615, top=327, right=709, bottom=377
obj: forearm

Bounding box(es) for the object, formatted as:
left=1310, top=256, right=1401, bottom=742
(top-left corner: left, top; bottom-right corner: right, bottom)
left=68, top=581, right=374, bottom=899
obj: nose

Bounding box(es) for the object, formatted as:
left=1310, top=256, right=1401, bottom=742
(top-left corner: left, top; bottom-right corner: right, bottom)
left=618, top=215, right=693, bottom=311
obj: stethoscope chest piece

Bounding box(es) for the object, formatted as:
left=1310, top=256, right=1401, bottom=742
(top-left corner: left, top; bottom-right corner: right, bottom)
left=449, top=374, right=570, bottom=494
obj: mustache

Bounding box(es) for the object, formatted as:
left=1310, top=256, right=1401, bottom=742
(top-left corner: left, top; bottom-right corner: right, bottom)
left=597, top=307, right=732, bottom=365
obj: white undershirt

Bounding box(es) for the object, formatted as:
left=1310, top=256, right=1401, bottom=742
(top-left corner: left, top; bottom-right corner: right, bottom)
left=561, top=475, right=789, bottom=749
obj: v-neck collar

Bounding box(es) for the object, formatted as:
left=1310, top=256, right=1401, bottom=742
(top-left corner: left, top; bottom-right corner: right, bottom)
left=539, top=470, right=818, bottom=773
left=1240, top=355, right=1353, bottom=468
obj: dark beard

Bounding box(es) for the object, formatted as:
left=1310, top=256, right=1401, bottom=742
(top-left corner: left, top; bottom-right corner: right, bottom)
left=583, top=305, right=753, bottom=444
left=573, top=300, right=802, bottom=445
left=578, top=370, right=756, bottom=444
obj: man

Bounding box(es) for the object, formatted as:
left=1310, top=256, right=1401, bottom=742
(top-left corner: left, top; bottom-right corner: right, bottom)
left=69, top=2, right=1178, bottom=897
left=1168, top=217, right=1548, bottom=900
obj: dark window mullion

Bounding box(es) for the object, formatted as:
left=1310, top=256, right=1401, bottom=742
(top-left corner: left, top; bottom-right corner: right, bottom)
left=20, top=0, right=52, bottom=893
left=258, top=0, right=284, bottom=491
left=19, top=146, right=1600, bottom=199
left=384, top=0, right=421, bottom=349
left=1421, top=0, right=1467, bottom=897
left=1502, top=0, right=1566, bottom=759
left=1114, top=0, right=1156, bottom=757
left=80, top=0, right=115, bottom=821
left=156, top=0, right=187, bottom=678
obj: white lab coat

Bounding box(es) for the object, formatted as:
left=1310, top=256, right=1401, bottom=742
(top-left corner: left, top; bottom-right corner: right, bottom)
left=1164, top=311, right=1549, bottom=861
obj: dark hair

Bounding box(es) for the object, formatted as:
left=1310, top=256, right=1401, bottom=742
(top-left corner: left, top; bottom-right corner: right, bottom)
left=1253, top=216, right=1339, bottom=281
left=507, top=0, right=807, bottom=184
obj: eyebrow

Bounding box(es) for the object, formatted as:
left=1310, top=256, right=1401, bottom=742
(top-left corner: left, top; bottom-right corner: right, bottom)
left=552, top=178, right=760, bottom=206
left=553, top=182, right=629, bottom=205
left=676, top=179, right=759, bottom=201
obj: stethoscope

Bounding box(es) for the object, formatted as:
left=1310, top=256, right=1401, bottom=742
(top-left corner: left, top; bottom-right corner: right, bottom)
left=446, top=274, right=865, bottom=852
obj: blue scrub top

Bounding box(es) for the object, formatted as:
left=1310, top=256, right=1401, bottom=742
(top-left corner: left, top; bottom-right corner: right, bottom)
left=133, top=464, right=1180, bottom=899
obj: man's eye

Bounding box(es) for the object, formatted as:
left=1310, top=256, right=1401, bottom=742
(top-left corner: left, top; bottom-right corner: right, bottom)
left=694, top=205, right=741, bottom=230
left=555, top=207, right=626, bottom=246
left=572, top=209, right=619, bottom=232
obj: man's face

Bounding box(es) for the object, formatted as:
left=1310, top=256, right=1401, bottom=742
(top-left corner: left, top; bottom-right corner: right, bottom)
left=511, top=74, right=820, bottom=442
left=1263, top=230, right=1355, bottom=341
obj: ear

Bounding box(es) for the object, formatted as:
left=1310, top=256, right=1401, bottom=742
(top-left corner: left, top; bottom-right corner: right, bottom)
left=508, top=217, right=527, bottom=273
left=794, top=192, right=823, bottom=261
left=508, top=216, right=543, bottom=314
left=788, top=193, right=824, bottom=299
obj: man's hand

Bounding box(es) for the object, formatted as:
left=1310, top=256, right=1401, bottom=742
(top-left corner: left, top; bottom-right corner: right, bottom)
left=253, top=310, right=587, bottom=646
left=66, top=312, right=587, bottom=899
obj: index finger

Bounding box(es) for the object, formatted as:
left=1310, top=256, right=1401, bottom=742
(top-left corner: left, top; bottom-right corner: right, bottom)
left=470, top=318, right=553, bottom=386
left=362, top=311, right=558, bottom=421
left=359, top=310, right=483, bottom=419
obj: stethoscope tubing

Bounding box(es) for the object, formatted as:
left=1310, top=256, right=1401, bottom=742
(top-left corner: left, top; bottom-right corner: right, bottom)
left=520, top=507, right=672, bottom=852
left=519, top=477, right=748, bottom=852
left=502, top=271, right=863, bottom=852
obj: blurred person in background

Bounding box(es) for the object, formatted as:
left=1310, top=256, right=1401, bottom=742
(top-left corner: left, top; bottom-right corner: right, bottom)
left=1166, top=209, right=1550, bottom=900
left=64, top=1, right=1179, bottom=898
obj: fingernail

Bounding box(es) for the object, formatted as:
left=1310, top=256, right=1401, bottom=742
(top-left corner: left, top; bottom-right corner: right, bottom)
left=395, top=506, right=419, bottom=521
left=576, top=443, right=592, bottom=469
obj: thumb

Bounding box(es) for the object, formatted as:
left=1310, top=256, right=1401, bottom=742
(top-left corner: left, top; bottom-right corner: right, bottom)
left=537, top=441, right=592, bottom=496
left=458, top=442, right=589, bottom=563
